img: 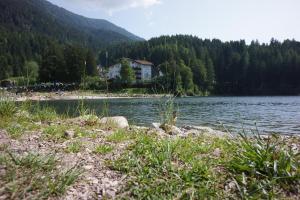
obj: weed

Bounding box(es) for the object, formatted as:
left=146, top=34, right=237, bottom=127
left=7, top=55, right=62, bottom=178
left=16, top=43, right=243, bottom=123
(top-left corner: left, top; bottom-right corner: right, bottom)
left=112, top=134, right=217, bottom=199
left=227, top=132, right=300, bottom=198
left=32, top=105, right=58, bottom=122
left=0, top=152, right=81, bottom=199
left=42, top=125, right=68, bottom=141
left=66, top=141, right=83, bottom=153
left=0, top=100, right=16, bottom=118
left=94, top=144, right=114, bottom=155
left=106, top=129, right=132, bottom=143
left=7, top=123, right=24, bottom=139
left=157, top=96, right=178, bottom=133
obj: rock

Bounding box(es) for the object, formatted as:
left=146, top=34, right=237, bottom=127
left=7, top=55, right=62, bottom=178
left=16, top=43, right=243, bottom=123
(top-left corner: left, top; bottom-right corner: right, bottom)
left=213, top=148, right=221, bottom=157
left=152, top=123, right=161, bottom=130
left=83, top=165, right=94, bottom=170
left=169, top=125, right=184, bottom=135
left=64, top=130, right=75, bottom=138
left=182, top=125, right=226, bottom=137
left=162, top=124, right=184, bottom=135
left=99, top=116, right=129, bottom=129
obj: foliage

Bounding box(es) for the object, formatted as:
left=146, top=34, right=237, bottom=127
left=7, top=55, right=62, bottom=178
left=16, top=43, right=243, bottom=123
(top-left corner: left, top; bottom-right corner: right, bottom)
left=120, top=59, right=136, bottom=85
left=86, top=50, right=98, bottom=76
left=66, top=141, right=83, bottom=153
left=24, top=61, right=39, bottom=84
left=80, top=76, right=106, bottom=90
left=111, top=134, right=218, bottom=199
left=106, top=129, right=133, bottom=143
left=0, top=100, right=16, bottom=118
left=100, top=36, right=300, bottom=95
left=42, top=125, right=68, bottom=142
left=94, top=144, right=114, bottom=155
left=228, top=132, right=300, bottom=198
left=0, top=152, right=81, bottom=199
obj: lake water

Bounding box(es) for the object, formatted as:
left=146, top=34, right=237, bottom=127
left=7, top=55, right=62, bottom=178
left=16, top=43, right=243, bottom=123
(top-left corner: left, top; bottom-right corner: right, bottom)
left=39, top=96, right=300, bottom=135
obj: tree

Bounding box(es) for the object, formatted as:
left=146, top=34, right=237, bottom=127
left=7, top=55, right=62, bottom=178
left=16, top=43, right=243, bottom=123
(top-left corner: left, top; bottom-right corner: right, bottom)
left=179, top=60, right=194, bottom=94
left=24, top=60, right=39, bottom=85
left=120, top=59, right=135, bottom=85
left=64, top=45, right=86, bottom=83
left=191, top=59, right=207, bottom=92
left=86, top=49, right=98, bottom=76
left=40, top=43, right=65, bottom=82
left=205, top=56, right=215, bottom=91
left=0, top=56, right=12, bottom=80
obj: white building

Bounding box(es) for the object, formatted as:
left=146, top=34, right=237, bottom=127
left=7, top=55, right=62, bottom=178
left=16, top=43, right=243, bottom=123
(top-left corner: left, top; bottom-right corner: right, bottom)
left=107, top=59, right=153, bottom=82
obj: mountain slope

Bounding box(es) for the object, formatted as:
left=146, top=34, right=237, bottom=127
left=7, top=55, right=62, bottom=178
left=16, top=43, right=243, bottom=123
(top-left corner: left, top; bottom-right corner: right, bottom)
left=0, top=0, right=143, bottom=48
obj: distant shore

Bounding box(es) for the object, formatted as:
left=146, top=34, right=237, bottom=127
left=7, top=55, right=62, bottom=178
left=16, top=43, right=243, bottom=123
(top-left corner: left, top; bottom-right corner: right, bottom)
left=0, top=90, right=170, bottom=102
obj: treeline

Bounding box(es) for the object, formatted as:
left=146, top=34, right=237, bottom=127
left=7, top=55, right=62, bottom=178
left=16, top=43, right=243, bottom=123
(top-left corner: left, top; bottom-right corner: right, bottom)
left=0, top=29, right=98, bottom=84
left=99, top=35, right=300, bottom=95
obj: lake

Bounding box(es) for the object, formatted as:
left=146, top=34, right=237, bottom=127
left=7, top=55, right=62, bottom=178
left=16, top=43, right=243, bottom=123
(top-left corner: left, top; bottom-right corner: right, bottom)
left=39, top=96, right=300, bottom=135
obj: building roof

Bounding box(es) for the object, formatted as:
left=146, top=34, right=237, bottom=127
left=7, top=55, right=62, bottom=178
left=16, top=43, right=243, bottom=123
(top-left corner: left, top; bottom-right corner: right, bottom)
left=109, top=58, right=153, bottom=68
left=134, top=60, right=153, bottom=65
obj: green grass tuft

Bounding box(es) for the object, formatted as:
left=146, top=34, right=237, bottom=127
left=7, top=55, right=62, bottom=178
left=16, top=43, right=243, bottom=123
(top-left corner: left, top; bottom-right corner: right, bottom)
left=0, top=100, right=16, bottom=118
left=94, top=144, right=114, bottom=155
left=106, top=129, right=133, bottom=143
left=66, top=141, right=83, bottom=153
left=0, top=152, right=81, bottom=199
left=227, top=132, right=300, bottom=198
left=42, top=125, right=68, bottom=141
left=111, top=134, right=218, bottom=199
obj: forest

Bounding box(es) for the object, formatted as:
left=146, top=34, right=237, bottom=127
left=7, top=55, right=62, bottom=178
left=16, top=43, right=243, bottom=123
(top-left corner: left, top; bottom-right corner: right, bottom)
left=99, top=35, right=300, bottom=95
left=1, top=33, right=300, bottom=95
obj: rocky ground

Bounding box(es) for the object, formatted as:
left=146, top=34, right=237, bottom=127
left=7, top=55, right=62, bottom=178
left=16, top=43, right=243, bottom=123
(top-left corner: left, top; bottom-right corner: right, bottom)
left=0, top=90, right=168, bottom=102
left=0, top=111, right=225, bottom=199
left=1, top=103, right=299, bottom=199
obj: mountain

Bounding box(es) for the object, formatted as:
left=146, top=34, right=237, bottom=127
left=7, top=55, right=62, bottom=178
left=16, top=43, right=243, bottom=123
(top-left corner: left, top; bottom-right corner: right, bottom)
left=0, top=0, right=143, bottom=48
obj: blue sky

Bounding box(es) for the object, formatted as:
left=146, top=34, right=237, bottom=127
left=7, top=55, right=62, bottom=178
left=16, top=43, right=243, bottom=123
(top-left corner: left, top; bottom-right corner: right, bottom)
left=48, top=0, right=300, bottom=43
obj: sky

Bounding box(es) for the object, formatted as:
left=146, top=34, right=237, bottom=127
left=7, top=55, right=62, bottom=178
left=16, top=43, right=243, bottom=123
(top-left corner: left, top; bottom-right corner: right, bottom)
left=48, top=0, right=300, bottom=43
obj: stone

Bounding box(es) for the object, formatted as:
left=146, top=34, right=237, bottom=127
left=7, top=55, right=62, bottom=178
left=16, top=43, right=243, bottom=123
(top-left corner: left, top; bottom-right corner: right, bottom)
left=161, top=124, right=183, bottom=135
left=152, top=123, right=161, bottom=130
left=99, top=116, right=129, bottom=129
left=169, top=125, right=184, bottom=135
left=64, top=130, right=75, bottom=138
left=213, top=148, right=221, bottom=157
left=83, top=165, right=94, bottom=170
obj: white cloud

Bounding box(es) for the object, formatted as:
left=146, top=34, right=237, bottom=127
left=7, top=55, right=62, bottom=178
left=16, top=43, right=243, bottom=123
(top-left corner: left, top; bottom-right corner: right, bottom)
left=72, top=0, right=161, bottom=14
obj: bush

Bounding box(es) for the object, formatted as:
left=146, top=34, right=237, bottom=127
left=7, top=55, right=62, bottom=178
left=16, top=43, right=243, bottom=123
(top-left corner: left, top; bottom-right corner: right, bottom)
left=80, top=76, right=106, bottom=90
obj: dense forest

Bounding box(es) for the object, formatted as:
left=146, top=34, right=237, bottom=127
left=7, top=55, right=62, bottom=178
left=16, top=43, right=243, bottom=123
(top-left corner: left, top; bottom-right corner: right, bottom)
left=0, top=0, right=140, bottom=86
left=99, top=35, right=300, bottom=95
left=0, top=1, right=300, bottom=95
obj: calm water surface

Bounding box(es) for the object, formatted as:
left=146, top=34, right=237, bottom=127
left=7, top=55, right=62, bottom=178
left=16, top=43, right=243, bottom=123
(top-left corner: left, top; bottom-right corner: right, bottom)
left=39, top=96, right=300, bottom=135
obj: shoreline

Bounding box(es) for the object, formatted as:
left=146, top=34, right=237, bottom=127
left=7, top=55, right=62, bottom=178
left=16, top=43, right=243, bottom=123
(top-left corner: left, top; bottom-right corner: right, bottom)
left=1, top=91, right=169, bottom=102
left=0, top=104, right=299, bottom=199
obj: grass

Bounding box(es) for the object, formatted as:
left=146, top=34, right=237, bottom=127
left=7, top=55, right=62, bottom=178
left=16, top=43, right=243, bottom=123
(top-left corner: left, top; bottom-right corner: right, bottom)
left=65, top=141, right=83, bottom=153
left=6, top=123, right=25, bottom=139
left=227, top=132, right=300, bottom=199
left=94, top=144, right=114, bottom=155
left=0, top=98, right=299, bottom=199
left=32, top=105, right=58, bottom=122
left=106, top=129, right=133, bottom=143
left=0, top=100, right=16, bottom=118
left=42, top=124, right=68, bottom=142
left=0, top=152, right=81, bottom=199
left=111, top=134, right=220, bottom=199
left=111, top=131, right=300, bottom=199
